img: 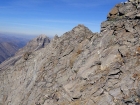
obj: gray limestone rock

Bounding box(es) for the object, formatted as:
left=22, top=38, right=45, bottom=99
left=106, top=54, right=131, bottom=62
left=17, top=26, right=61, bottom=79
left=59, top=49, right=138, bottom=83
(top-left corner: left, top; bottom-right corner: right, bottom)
left=1, top=0, right=140, bottom=105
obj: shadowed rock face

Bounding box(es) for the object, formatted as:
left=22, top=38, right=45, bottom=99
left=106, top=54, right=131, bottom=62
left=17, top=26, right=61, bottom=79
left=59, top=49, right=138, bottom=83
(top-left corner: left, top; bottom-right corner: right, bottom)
left=2, top=1, right=140, bottom=105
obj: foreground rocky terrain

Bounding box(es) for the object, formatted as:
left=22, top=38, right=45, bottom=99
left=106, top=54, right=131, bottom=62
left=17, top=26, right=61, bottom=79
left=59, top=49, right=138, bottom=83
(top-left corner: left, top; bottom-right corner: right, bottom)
left=1, top=0, right=140, bottom=105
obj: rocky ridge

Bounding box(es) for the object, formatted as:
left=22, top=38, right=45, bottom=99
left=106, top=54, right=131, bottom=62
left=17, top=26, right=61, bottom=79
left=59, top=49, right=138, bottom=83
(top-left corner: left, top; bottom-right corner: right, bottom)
left=1, top=0, right=140, bottom=105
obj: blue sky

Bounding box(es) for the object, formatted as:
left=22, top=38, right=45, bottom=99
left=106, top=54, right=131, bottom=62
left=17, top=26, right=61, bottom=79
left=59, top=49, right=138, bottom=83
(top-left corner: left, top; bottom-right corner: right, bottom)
left=0, top=0, right=126, bottom=37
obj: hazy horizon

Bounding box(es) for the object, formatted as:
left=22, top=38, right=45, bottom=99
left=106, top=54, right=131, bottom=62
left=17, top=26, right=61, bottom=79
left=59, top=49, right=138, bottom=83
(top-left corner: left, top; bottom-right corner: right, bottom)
left=0, top=0, right=126, bottom=37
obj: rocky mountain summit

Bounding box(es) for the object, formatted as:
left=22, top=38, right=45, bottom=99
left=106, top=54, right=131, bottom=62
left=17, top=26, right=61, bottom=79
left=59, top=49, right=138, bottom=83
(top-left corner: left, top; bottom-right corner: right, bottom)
left=1, top=0, right=140, bottom=105
left=16, top=34, right=50, bottom=56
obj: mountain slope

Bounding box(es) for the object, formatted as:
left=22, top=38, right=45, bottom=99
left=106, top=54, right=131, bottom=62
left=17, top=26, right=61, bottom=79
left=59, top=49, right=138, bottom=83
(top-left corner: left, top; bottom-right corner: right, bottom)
left=1, top=0, right=140, bottom=105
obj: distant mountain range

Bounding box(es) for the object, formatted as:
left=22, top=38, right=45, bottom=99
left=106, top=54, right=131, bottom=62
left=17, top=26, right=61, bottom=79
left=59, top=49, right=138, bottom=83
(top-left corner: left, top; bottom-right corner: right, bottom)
left=0, top=34, right=50, bottom=69
left=0, top=33, right=35, bottom=63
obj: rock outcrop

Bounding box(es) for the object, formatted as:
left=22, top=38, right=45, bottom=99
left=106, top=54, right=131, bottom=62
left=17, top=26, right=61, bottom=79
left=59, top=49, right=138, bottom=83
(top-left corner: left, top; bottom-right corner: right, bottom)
left=108, top=0, right=140, bottom=20
left=1, top=0, right=140, bottom=105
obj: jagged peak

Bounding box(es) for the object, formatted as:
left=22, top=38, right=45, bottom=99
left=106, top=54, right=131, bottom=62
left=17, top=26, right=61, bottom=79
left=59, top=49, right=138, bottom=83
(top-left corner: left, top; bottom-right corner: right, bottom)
left=72, top=24, right=90, bottom=32
left=60, top=24, right=95, bottom=42
left=16, top=34, right=50, bottom=55
left=34, top=34, right=50, bottom=41
left=38, top=34, right=46, bottom=37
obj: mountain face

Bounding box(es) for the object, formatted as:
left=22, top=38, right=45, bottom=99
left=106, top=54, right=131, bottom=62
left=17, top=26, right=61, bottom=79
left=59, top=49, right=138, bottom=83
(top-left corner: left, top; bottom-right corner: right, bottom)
left=0, top=34, right=29, bottom=64
left=1, top=0, right=140, bottom=105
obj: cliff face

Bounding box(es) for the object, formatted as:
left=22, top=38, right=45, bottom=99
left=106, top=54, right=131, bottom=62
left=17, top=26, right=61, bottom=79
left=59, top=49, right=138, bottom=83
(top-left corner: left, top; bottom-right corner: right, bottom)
left=1, top=0, right=140, bottom=105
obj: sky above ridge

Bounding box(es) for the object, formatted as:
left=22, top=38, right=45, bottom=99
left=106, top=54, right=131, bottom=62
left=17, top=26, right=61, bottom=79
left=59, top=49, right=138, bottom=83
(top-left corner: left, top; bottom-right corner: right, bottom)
left=0, top=0, right=126, bottom=37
